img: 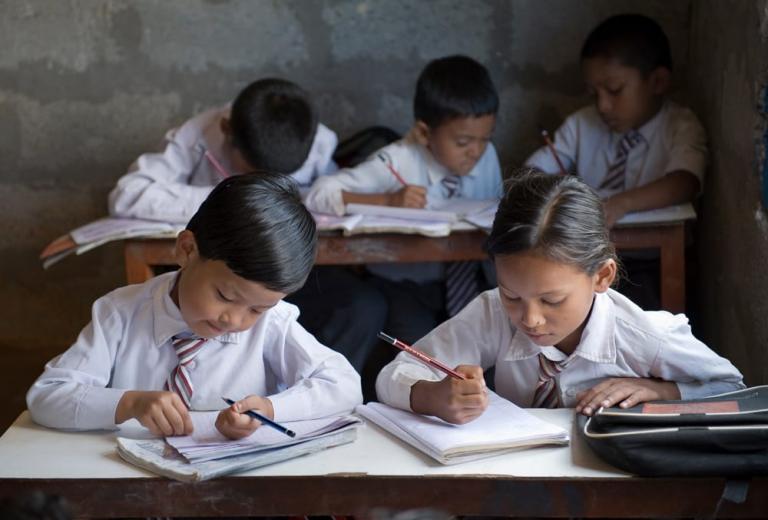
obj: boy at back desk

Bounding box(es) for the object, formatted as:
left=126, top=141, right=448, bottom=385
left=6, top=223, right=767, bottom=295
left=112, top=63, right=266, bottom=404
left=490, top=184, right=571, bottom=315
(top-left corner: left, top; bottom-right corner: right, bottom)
left=108, top=78, right=384, bottom=375
left=305, top=55, right=503, bottom=396
left=525, top=14, right=706, bottom=308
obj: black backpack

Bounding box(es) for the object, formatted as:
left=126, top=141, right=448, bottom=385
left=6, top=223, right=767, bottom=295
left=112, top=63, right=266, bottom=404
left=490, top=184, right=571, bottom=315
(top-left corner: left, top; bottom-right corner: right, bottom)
left=333, top=126, right=401, bottom=168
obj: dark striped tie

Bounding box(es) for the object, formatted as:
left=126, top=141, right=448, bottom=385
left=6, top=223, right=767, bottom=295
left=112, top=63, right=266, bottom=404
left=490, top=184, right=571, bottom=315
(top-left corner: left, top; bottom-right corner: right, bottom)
left=166, top=333, right=207, bottom=408
left=598, top=130, right=644, bottom=191
left=531, top=353, right=569, bottom=408
left=441, top=174, right=479, bottom=317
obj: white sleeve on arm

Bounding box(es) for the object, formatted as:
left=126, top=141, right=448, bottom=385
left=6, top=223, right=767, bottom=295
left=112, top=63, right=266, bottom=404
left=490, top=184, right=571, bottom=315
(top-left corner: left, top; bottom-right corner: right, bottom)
left=665, top=109, right=708, bottom=190
left=651, top=313, right=745, bottom=399
left=262, top=306, right=362, bottom=421
left=26, top=297, right=127, bottom=431
left=108, top=132, right=213, bottom=224
left=304, top=153, right=400, bottom=216
left=524, top=117, right=577, bottom=174
left=375, top=291, right=504, bottom=411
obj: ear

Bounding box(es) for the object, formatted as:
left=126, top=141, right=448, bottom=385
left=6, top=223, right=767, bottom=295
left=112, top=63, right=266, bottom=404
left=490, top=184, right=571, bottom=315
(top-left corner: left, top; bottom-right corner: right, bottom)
left=649, top=67, right=671, bottom=95
left=220, top=117, right=232, bottom=137
left=174, top=230, right=199, bottom=269
left=592, top=259, right=617, bottom=293
left=413, top=120, right=431, bottom=146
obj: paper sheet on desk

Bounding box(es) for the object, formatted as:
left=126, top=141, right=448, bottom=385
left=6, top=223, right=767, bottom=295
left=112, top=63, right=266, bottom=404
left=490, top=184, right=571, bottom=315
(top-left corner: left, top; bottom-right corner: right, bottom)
left=615, top=203, right=696, bottom=226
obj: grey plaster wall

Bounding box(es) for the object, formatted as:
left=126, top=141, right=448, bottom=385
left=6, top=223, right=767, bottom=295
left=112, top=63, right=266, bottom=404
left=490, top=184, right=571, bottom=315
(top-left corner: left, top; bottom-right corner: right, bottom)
left=1, top=0, right=692, bottom=351
left=687, top=0, right=768, bottom=386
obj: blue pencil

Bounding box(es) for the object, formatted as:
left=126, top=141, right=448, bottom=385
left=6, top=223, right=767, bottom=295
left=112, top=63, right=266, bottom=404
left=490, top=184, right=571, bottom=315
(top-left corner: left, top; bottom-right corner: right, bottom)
left=222, top=397, right=296, bottom=438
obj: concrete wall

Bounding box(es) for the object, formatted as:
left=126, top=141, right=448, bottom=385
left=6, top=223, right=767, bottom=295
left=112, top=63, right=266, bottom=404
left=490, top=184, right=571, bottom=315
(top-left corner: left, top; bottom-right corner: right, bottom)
left=687, top=0, right=768, bottom=386
left=0, top=0, right=692, bottom=354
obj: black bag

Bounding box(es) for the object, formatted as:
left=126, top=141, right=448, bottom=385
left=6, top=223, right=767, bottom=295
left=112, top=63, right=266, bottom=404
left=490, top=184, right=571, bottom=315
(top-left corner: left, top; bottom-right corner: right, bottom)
left=579, top=386, right=768, bottom=477
left=333, top=126, right=401, bottom=168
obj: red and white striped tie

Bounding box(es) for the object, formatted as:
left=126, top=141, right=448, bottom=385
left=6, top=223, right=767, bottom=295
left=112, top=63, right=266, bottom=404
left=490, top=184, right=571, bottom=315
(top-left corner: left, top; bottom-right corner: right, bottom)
left=166, top=333, right=207, bottom=408
left=531, top=353, right=569, bottom=408
left=598, top=130, right=644, bottom=191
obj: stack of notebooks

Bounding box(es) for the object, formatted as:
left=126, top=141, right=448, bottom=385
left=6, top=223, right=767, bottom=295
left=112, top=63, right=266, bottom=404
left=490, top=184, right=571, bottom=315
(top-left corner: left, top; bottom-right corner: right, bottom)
left=117, top=411, right=362, bottom=481
left=356, top=391, right=569, bottom=465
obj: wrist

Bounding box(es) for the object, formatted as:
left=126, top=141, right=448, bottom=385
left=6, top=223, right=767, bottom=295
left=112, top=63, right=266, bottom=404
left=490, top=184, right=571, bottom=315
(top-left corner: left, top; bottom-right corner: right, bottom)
left=409, top=380, right=437, bottom=414
left=115, top=391, right=135, bottom=424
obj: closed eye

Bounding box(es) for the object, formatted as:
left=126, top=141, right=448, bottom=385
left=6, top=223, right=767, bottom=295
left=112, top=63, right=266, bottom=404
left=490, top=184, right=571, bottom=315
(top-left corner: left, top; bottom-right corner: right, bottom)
left=217, top=289, right=233, bottom=302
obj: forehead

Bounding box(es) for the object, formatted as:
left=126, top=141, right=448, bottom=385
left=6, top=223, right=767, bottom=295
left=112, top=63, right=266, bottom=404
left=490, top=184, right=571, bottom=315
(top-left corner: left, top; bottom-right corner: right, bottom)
left=581, top=56, right=645, bottom=84
left=434, top=114, right=496, bottom=137
left=495, top=252, right=589, bottom=295
left=195, top=259, right=286, bottom=305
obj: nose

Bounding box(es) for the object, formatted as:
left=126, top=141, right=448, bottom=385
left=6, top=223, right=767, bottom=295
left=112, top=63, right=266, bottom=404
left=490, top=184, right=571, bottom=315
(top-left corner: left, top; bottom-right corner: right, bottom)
left=596, top=92, right=612, bottom=116
left=521, top=303, right=544, bottom=329
left=467, top=141, right=484, bottom=161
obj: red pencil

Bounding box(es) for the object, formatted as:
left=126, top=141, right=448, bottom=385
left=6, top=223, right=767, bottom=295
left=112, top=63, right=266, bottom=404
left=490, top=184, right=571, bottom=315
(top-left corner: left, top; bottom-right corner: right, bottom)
left=539, top=128, right=568, bottom=176
left=378, top=332, right=466, bottom=380
left=377, top=152, right=407, bottom=187
left=205, top=150, right=231, bottom=179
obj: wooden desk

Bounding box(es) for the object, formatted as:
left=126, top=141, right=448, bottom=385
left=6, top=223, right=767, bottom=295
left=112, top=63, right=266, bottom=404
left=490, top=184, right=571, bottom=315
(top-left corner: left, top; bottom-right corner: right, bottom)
left=2, top=410, right=764, bottom=518
left=124, top=221, right=687, bottom=313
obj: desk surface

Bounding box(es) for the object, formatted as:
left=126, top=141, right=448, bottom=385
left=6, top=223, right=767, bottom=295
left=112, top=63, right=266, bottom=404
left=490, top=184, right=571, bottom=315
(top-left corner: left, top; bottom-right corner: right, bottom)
left=1, top=410, right=765, bottom=518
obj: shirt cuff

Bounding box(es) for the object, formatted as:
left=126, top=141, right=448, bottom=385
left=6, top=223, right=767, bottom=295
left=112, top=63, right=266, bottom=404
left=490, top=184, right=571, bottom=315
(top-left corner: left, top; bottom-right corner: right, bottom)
left=79, top=386, right=127, bottom=430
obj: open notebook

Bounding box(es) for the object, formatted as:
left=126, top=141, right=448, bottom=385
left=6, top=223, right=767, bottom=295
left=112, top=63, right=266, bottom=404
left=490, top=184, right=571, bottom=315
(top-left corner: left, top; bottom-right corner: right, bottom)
left=356, top=391, right=569, bottom=465
left=346, top=198, right=498, bottom=223
left=117, top=411, right=361, bottom=481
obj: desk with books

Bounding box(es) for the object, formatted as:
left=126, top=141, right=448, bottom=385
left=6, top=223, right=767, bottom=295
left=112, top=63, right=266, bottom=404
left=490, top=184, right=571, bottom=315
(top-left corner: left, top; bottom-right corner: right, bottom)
left=123, top=218, right=688, bottom=313
left=1, top=409, right=764, bottom=518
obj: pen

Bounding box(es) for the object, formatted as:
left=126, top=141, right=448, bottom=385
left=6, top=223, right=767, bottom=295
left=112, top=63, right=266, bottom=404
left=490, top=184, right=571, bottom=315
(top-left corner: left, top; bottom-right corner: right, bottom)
left=222, top=397, right=296, bottom=438
left=377, top=152, right=408, bottom=187
left=538, top=127, right=569, bottom=176
left=377, top=332, right=466, bottom=380
left=205, top=150, right=231, bottom=179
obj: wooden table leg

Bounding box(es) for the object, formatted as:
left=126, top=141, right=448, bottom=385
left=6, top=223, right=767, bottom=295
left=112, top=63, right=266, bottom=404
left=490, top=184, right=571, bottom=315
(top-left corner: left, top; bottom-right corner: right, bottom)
left=658, top=225, right=686, bottom=314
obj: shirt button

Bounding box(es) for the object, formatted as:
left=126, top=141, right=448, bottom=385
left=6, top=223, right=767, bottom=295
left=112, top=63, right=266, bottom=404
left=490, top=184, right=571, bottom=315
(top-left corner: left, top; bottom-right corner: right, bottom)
left=188, top=361, right=196, bottom=369
left=565, top=388, right=576, bottom=397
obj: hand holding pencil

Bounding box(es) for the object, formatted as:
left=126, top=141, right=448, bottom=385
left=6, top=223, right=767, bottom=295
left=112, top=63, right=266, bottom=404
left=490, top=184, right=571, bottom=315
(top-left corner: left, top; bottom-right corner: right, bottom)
left=377, top=152, right=427, bottom=208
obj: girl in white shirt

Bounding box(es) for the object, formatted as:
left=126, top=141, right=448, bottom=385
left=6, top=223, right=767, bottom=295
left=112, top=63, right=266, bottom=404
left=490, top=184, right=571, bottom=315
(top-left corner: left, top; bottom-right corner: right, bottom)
left=28, top=174, right=362, bottom=439
left=376, top=170, right=743, bottom=424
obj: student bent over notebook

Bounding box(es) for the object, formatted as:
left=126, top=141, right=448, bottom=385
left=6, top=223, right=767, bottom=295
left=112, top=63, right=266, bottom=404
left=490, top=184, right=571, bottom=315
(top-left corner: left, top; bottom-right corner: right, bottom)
left=28, top=174, right=362, bottom=439
left=376, top=171, right=743, bottom=424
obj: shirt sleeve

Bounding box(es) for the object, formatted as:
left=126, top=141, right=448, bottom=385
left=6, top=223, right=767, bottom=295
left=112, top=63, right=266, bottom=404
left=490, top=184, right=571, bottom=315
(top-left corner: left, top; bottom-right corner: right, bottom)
left=524, top=115, right=578, bottom=174
left=26, top=296, right=127, bottom=431
left=107, top=125, right=213, bottom=224
left=261, top=306, right=363, bottom=421
left=303, top=148, right=403, bottom=216
left=664, top=108, right=708, bottom=190
left=649, top=313, right=744, bottom=399
left=290, top=123, right=339, bottom=187
left=375, top=291, right=505, bottom=411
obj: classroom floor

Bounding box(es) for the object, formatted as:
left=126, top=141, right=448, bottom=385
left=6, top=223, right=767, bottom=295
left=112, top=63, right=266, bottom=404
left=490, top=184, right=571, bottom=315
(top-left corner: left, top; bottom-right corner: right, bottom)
left=0, top=344, right=63, bottom=434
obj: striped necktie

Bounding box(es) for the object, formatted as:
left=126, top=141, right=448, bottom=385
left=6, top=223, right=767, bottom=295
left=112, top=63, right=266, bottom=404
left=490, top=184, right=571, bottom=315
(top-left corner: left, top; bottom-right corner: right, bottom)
left=166, top=333, right=207, bottom=408
left=598, top=130, right=644, bottom=191
left=531, top=353, right=569, bottom=408
left=441, top=174, right=480, bottom=317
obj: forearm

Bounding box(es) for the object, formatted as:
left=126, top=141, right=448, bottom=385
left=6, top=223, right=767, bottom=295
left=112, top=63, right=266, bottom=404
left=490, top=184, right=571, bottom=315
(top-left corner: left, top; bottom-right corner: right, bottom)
left=341, top=191, right=392, bottom=206
left=608, top=170, right=699, bottom=214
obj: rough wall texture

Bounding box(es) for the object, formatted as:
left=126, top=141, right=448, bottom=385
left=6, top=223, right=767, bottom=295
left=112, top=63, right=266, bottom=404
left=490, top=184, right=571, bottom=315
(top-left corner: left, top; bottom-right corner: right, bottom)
left=1, top=0, right=691, bottom=353
left=687, top=0, right=768, bottom=386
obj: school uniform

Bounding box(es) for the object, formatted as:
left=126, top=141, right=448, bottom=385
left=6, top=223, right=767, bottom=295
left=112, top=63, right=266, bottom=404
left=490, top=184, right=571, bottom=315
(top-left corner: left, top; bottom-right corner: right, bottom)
left=376, top=288, right=744, bottom=412
left=26, top=271, right=362, bottom=431
left=525, top=100, right=707, bottom=198
left=108, top=105, right=338, bottom=224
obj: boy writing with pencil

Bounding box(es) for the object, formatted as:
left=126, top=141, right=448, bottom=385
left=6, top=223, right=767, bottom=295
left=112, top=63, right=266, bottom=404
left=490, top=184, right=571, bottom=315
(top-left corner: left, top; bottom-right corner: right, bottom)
left=526, top=14, right=706, bottom=228
left=28, top=174, right=362, bottom=440
left=305, top=55, right=503, bottom=397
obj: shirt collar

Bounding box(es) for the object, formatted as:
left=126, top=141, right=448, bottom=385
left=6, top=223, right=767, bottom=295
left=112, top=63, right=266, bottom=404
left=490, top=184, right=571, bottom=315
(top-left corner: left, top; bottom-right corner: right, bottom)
left=150, top=271, right=241, bottom=347
left=609, top=100, right=667, bottom=146
left=502, top=292, right=616, bottom=363
left=404, top=126, right=482, bottom=187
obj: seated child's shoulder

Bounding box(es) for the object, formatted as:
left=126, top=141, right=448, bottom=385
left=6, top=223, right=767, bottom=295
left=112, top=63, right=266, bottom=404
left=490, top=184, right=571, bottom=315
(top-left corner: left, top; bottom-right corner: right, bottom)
left=171, top=105, right=229, bottom=142
left=607, top=289, right=692, bottom=338
left=662, top=100, right=705, bottom=137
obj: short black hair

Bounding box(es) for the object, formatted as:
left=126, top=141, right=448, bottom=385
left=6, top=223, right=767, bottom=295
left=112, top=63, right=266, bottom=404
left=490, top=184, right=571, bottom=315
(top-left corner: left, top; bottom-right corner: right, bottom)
left=414, top=55, right=499, bottom=128
left=581, top=14, right=672, bottom=76
left=229, top=78, right=319, bottom=174
left=186, top=173, right=317, bottom=293
left=485, top=168, right=617, bottom=278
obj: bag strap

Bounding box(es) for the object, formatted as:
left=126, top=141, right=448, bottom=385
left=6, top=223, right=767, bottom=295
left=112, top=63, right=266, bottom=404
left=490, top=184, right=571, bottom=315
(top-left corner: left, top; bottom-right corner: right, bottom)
left=697, top=479, right=750, bottom=520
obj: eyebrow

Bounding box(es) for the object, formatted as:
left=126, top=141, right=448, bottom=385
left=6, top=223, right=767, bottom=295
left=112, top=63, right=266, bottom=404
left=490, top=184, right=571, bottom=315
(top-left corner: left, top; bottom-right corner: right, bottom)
left=497, top=283, right=564, bottom=297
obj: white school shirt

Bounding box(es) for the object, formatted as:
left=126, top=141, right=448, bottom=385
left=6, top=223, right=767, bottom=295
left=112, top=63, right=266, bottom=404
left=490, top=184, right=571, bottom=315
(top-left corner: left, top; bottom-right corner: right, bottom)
left=26, top=271, right=362, bottom=431
left=304, top=130, right=503, bottom=283
left=376, top=288, right=744, bottom=412
left=525, top=100, right=707, bottom=199
left=108, top=106, right=338, bottom=224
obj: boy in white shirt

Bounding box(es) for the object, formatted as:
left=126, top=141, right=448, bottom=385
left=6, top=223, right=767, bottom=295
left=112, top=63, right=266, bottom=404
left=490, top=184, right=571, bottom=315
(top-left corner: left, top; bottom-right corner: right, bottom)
left=29, top=174, right=362, bottom=439
left=306, top=55, right=503, bottom=399
left=526, top=14, right=706, bottom=309
left=376, top=171, right=742, bottom=423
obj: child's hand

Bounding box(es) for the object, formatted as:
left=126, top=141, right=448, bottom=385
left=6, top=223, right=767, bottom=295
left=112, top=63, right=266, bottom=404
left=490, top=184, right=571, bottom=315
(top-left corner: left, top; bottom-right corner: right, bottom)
left=576, top=377, right=681, bottom=416
left=602, top=195, right=631, bottom=228
left=115, top=390, right=193, bottom=436
left=215, top=395, right=275, bottom=440
left=388, top=185, right=427, bottom=208
left=410, top=365, right=488, bottom=424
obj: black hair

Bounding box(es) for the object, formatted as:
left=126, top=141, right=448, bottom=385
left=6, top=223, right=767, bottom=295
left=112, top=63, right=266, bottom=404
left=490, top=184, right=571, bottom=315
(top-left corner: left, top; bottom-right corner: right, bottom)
left=485, top=168, right=617, bottom=277
left=186, top=173, right=317, bottom=293
left=414, top=55, right=499, bottom=128
left=229, top=78, right=319, bottom=174
left=581, top=14, right=672, bottom=76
